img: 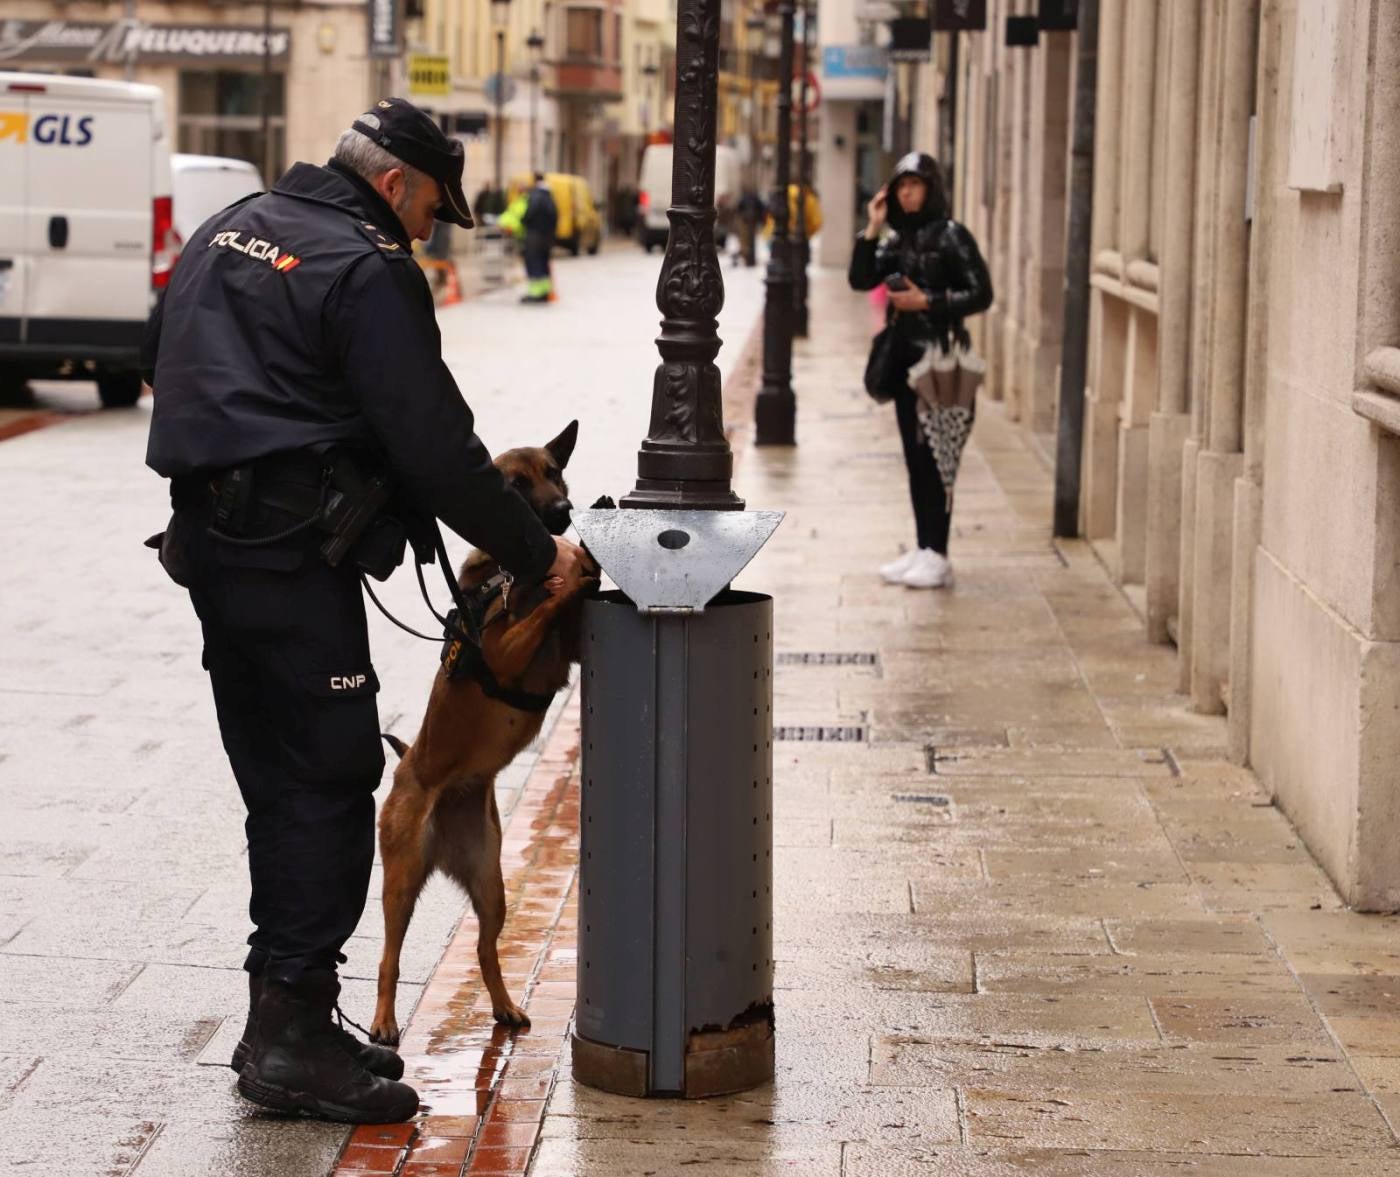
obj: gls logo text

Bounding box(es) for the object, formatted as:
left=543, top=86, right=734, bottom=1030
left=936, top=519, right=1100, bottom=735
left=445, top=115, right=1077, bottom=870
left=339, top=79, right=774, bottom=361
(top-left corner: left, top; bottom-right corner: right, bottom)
left=0, top=112, right=96, bottom=146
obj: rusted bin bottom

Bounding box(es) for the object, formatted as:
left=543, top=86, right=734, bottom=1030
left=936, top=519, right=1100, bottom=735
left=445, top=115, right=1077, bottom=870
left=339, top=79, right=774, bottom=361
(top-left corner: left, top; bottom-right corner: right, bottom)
left=573, top=589, right=774, bottom=1098
left=573, top=1014, right=775, bottom=1099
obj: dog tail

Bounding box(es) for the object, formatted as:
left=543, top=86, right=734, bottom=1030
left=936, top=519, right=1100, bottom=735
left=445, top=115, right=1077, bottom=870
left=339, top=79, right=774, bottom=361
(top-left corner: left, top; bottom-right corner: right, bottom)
left=381, top=733, right=409, bottom=760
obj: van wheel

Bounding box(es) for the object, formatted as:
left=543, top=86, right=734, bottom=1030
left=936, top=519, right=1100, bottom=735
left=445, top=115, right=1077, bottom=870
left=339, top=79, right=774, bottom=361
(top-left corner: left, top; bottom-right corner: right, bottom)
left=587, top=237, right=600, bottom=256
left=97, top=371, right=143, bottom=409
left=568, top=236, right=581, bottom=257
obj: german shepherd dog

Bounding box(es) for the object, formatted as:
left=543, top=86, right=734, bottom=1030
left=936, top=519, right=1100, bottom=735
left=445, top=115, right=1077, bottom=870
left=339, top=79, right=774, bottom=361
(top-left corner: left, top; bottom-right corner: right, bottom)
left=369, top=421, right=593, bottom=1045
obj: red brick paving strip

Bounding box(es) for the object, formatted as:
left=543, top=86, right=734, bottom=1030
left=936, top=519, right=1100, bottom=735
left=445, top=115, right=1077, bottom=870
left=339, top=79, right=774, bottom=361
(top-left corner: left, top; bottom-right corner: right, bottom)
left=330, top=692, right=583, bottom=1177
left=0, top=410, right=68, bottom=443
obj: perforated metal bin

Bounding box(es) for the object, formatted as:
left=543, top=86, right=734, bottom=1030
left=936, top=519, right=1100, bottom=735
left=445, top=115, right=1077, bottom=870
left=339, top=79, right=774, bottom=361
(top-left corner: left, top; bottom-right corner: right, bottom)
left=568, top=506, right=780, bottom=1099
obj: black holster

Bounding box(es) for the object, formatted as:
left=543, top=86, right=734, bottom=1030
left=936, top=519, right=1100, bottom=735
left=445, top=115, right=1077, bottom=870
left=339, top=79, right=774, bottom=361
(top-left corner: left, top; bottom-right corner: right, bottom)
left=202, top=450, right=408, bottom=581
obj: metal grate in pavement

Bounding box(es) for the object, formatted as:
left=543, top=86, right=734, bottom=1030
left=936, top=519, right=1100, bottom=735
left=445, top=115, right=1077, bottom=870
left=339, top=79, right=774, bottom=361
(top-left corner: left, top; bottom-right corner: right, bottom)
left=773, top=725, right=867, bottom=742
left=776, top=651, right=880, bottom=667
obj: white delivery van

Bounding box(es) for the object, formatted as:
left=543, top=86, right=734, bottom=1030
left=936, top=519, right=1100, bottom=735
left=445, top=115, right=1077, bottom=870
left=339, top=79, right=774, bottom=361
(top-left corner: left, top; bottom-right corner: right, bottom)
left=171, top=154, right=263, bottom=245
left=0, top=72, right=177, bottom=407
left=636, top=142, right=741, bottom=253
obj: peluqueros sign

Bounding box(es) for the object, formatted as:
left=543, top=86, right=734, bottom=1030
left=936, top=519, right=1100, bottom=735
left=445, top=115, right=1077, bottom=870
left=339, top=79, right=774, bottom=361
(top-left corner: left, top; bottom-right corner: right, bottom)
left=0, top=19, right=290, bottom=66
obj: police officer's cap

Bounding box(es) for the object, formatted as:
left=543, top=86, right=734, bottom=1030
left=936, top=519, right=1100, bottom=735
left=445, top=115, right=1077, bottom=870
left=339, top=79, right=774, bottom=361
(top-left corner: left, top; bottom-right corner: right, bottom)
left=352, top=98, right=474, bottom=229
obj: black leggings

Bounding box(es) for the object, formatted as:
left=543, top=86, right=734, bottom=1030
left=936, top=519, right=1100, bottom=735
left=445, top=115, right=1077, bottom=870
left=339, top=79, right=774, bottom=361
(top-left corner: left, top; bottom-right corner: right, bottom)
left=894, top=387, right=953, bottom=554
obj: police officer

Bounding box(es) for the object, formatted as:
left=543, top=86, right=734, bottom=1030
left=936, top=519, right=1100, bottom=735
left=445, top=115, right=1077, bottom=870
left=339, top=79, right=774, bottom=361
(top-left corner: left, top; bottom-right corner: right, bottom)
left=142, top=98, right=589, bottom=1124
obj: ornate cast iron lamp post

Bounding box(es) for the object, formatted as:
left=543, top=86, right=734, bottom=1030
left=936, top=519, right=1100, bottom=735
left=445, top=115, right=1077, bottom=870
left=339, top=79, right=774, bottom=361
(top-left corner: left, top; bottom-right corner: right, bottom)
left=569, top=0, right=782, bottom=1100
left=754, top=0, right=797, bottom=445
left=527, top=28, right=545, bottom=172
left=490, top=0, right=511, bottom=197
left=619, top=0, right=743, bottom=510
left=791, top=0, right=812, bottom=339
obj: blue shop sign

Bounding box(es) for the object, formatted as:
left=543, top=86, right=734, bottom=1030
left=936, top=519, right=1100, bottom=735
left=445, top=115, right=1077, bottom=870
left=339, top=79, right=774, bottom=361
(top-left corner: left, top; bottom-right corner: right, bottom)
left=822, top=45, right=888, bottom=80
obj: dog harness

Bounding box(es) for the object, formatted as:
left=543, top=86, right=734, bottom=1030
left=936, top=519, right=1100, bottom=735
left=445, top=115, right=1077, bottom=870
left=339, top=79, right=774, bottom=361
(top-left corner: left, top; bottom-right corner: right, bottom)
left=439, top=574, right=556, bottom=714
left=359, top=521, right=556, bottom=714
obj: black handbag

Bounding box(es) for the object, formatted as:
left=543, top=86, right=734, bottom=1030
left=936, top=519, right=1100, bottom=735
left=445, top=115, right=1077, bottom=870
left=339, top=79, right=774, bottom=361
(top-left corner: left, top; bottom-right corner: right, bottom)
left=863, top=320, right=904, bottom=404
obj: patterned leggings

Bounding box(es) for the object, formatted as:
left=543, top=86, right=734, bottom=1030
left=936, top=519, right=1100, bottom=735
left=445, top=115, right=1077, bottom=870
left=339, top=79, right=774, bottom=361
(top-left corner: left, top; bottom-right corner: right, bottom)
left=894, top=387, right=952, bottom=554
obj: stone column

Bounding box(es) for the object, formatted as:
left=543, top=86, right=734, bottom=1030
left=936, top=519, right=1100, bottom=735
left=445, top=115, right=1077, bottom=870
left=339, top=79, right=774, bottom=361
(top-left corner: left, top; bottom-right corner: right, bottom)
left=1080, top=0, right=1125, bottom=539
left=1188, top=0, right=1257, bottom=715
left=1226, top=0, right=1281, bottom=763
left=1112, top=0, right=1158, bottom=584
left=1145, top=0, right=1199, bottom=644
left=1025, top=32, right=1072, bottom=435
left=1177, top=0, right=1224, bottom=693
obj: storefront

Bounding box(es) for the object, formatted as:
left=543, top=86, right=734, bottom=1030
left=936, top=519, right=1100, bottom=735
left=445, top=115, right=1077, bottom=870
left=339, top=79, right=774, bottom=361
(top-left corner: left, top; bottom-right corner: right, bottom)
left=0, top=8, right=370, bottom=179
left=815, top=39, right=888, bottom=267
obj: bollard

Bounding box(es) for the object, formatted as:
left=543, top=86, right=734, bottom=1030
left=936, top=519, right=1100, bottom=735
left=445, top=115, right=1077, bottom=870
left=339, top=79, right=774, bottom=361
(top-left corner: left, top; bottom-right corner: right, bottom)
left=570, top=511, right=781, bottom=1098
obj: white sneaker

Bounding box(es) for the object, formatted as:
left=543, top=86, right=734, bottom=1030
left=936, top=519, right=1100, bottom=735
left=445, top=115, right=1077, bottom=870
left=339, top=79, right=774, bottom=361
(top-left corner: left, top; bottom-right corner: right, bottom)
left=879, top=549, right=919, bottom=583
left=901, top=549, right=953, bottom=589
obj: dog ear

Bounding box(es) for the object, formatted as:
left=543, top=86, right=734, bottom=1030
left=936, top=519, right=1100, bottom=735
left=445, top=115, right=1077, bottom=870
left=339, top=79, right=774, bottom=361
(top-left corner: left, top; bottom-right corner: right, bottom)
left=546, top=420, right=579, bottom=469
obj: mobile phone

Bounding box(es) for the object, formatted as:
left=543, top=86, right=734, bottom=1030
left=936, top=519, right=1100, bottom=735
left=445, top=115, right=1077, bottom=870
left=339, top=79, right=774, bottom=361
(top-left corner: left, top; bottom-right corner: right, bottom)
left=884, top=273, right=910, bottom=291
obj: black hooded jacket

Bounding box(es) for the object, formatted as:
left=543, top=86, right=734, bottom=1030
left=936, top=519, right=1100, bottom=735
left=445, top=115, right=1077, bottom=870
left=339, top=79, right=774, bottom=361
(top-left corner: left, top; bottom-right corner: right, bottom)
left=848, top=152, right=993, bottom=346
left=142, top=159, right=557, bottom=582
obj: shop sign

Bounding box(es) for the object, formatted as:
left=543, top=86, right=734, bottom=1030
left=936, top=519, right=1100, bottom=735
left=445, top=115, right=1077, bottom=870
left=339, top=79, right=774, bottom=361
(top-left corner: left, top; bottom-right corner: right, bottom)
left=408, top=53, right=450, bottom=96
left=821, top=45, right=887, bottom=81
left=1038, top=0, right=1078, bottom=31
left=368, top=0, right=401, bottom=58
left=1005, top=15, right=1039, bottom=46
left=0, top=19, right=290, bottom=65
left=887, top=17, right=932, bottom=62
left=933, top=0, right=988, bottom=31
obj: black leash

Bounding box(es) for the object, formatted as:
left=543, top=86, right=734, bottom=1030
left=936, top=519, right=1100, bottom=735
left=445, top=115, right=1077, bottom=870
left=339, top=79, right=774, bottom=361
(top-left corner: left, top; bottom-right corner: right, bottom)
left=362, top=523, right=555, bottom=714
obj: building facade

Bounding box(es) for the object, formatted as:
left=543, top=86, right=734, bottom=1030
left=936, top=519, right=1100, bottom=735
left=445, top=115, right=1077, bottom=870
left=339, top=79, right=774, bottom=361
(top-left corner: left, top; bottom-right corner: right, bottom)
left=936, top=0, right=1400, bottom=911
left=1, top=0, right=374, bottom=177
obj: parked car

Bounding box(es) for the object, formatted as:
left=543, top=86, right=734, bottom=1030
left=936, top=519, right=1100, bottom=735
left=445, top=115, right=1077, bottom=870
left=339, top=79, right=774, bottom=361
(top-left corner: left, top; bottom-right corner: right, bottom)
left=0, top=71, right=176, bottom=407
left=509, top=172, right=603, bottom=256
left=171, top=153, right=263, bottom=246
left=636, top=142, right=740, bottom=252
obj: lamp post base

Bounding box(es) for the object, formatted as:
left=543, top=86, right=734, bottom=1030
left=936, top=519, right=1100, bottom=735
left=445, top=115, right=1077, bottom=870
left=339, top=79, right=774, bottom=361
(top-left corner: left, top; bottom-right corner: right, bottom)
left=754, top=385, right=796, bottom=446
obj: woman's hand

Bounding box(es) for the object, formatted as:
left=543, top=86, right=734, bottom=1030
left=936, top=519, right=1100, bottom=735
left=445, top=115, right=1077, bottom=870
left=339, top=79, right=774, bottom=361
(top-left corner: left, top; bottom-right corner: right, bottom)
left=888, top=287, right=931, bottom=313
left=864, top=186, right=888, bottom=239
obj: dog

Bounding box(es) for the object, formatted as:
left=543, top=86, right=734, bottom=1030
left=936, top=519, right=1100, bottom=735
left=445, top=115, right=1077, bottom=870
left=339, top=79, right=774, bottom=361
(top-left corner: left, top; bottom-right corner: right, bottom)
left=369, top=420, right=593, bottom=1045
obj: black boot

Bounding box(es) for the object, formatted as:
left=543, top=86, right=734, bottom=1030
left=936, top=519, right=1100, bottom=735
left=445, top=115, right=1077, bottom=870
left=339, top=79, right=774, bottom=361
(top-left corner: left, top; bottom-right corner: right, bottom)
left=231, top=972, right=405, bottom=1080
left=236, top=970, right=418, bottom=1124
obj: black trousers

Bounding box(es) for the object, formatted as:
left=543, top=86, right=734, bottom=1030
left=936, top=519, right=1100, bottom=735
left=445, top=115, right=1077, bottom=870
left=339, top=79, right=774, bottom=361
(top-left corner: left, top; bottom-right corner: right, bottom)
left=893, top=387, right=954, bottom=555
left=168, top=502, right=384, bottom=985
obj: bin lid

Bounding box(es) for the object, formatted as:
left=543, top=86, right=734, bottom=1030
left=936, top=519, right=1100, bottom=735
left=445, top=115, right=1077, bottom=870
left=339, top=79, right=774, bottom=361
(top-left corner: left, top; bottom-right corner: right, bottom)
left=572, top=508, right=783, bottom=613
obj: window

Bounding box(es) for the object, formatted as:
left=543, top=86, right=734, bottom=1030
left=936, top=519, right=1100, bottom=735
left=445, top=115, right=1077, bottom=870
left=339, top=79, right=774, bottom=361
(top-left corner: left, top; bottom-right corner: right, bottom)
left=178, top=71, right=285, bottom=179
left=564, top=8, right=604, bottom=60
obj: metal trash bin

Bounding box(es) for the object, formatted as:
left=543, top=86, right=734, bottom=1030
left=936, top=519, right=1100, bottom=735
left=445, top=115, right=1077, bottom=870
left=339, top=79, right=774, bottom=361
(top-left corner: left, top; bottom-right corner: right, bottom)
left=571, top=508, right=782, bottom=1098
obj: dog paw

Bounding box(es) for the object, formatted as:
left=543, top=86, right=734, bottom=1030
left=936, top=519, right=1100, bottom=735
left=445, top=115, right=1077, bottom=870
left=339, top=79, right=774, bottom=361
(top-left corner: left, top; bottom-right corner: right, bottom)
left=369, top=1020, right=401, bottom=1047
left=493, top=1002, right=531, bottom=1028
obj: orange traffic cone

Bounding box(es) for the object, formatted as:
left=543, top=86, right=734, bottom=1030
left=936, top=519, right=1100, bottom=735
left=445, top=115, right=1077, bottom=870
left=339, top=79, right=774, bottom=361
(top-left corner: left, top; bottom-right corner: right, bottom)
left=440, top=262, right=462, bottom=307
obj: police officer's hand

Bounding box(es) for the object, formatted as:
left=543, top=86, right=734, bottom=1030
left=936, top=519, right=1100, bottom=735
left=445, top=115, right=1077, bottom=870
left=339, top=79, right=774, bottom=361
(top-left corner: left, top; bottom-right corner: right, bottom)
left=543, top=536, right=591, bottom=597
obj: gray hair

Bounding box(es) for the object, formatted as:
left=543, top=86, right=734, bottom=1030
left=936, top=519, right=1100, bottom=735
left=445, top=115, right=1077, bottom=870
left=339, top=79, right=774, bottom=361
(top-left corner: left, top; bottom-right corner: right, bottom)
left=333, top=128, right=426, bottom=193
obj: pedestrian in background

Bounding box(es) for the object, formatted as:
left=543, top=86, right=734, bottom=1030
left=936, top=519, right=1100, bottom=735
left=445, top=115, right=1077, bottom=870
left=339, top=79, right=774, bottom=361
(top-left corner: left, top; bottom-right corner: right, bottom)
left=737, top=187, right=765, bottom=267
left=141, top=97, right=589, bottom=1124
left=849, top=151, right=992, bottom=589
left=521, top=171, right=558, bottom=304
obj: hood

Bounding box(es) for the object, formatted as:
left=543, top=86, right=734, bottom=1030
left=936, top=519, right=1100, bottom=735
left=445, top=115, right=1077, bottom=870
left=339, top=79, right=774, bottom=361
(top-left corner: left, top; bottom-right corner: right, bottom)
left=886, top=152, right=947, bottom=232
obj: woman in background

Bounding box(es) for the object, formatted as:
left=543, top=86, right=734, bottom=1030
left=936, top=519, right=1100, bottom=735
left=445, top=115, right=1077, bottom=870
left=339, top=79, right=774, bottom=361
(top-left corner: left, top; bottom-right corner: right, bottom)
left=849, top=152, right=993, bottom=589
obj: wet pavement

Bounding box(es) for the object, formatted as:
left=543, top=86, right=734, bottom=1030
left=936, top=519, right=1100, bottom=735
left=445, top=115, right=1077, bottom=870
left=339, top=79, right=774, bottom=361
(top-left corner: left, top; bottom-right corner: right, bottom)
left=0, top=244, right=763, bottom=1176
left=500, top=270, right=1400, bottom=1174
left=7, top=250, right=1400, bottom=1174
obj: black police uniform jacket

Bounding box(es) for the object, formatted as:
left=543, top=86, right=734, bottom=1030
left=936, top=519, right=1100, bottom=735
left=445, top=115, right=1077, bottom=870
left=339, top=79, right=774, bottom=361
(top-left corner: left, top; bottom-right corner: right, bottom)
left=143, top=159, right=556, bottom=581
